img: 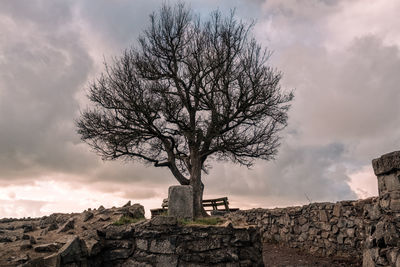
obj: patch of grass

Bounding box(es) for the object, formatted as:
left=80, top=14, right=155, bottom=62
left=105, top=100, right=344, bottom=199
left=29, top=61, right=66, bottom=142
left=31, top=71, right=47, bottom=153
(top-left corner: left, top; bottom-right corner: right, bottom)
left=178, top=217, right=223, bottom=226
left=113, top=215, right=145, bottom=226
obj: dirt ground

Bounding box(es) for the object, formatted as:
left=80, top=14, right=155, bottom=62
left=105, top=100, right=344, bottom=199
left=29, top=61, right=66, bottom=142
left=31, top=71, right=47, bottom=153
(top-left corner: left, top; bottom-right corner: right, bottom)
left=263, top=243, right=362, bottom=267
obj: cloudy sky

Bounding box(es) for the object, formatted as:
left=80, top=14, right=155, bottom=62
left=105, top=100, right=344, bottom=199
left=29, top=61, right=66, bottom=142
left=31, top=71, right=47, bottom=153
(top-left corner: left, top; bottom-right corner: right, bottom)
left=0, top=0, right=399, bottom=218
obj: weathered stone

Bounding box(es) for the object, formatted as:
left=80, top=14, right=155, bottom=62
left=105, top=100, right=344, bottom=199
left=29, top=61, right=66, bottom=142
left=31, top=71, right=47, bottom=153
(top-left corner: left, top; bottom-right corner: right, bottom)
left=298, top=216, right=307, bottom=225
left=48, top=223, right=58, bottom=231
left=391, top=199, right=400, bottom=211
left=84, top=238, right=101, bottom=256
left=122, top=259, right=152, bottom=267
left=98, top=205, right=105, bottom=212
left=97, top=215, right=111, bottom=222
left=319, top=210, right=328, bottom=222
left=149, top=239, right=175, bottom=254
left=386, top=249, right=399, bottom=265
left=150, top=216, right=177, bottom=226
left=123, top=204, right=145, bottom=219
left=82, top=211, right=94, bottom=222
left=366, top=204, right=381, bottom=220
left=98, top=225, right=134, bottom=240
left=186, top=238, right=221, bottom=252
left=20, top=240, right=32, bottom=250
left=332, top=203, right=342, bottom=217
left=155, top=255, right=178, bottom=266
left=15, top=254, right=30, bottom=264
left=347, top=228, right=355, bottom=238
left=23, top=224, right=34, bottom=233
left=372, top=150, right=400, bottom=175
left=363, top=249, right=376, bottom=267
left=58, top=218, right=75, bottom=233
left=136, top=239, right=148, bottom=250
left=168, top=185, right=193, bottom=219
left=58, top=236, right=87, bottom=264
left=34, top=242, right=62, bottom=253
left=123, top=200, right=131, bottom=207
left=337, top=234, right=345, bottom=244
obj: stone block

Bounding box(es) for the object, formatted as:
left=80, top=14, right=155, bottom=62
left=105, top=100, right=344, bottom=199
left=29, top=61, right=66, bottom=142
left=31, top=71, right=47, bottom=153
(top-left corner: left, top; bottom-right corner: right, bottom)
left=151, top=216, right=177, bottom=226
left=378, top=173, right=400, bottom=195
left=149, top=239, right=175, bottom=254
left=319, top=210, right=328, bottom=222
left=390, top=199, right=400, bottom=212
left=333, top=204, right=341, bottom=217
left=372, top=150, right=400, bottom=175
left=168, top=185, right=193, bottom=219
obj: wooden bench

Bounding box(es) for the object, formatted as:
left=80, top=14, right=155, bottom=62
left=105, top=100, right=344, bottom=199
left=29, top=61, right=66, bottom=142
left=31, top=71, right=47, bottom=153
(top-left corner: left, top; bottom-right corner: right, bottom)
left=150, top=197, right=239, bottom=218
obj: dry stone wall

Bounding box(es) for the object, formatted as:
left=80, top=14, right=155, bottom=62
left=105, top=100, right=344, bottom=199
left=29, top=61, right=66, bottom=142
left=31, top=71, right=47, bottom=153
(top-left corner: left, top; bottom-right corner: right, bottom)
left=225, top=197, right=380, bottom=263
left=21, top=216, right=263, bottom=267
left=225, top=150, right=400, bottom=267
left=96, top=216, right=263, bottom=267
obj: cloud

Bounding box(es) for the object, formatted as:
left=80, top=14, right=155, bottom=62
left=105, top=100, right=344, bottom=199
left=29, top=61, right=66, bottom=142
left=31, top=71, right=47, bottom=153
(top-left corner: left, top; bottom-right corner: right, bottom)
left=0, top=1, right=96, bottom=180
left=0, top=0, right=398, bottom=218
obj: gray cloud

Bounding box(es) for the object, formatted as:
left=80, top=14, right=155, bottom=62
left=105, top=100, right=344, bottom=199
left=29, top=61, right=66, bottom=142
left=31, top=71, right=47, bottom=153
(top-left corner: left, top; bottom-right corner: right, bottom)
left=0, top=0, right=398, bottom=217
left=0, top=0, right=95, bottom=180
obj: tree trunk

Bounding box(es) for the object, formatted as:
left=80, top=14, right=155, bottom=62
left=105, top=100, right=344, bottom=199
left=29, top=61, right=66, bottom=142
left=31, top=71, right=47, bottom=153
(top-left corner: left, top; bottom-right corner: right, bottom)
left=190, top=158, right=208, bottom=218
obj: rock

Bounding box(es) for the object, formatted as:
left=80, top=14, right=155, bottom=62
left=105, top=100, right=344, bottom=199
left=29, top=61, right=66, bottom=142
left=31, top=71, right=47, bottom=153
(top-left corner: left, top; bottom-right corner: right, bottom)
left=98, top=205, right=105, bottom=212
left=20, top=240, right=33, bottom=250
left=372, top=150, right=400, bottom=175
left=123, top=201, right=131, bottom=207
left=123, top=204, right=145, bottom=219
left=136, top=239, right=148, bottom=250
left=298, top=216, right=307, bottom=225
left=23, top=224, right=34, bottom=233
left=347, top=228, right=355, bottom=238
left=97, top=215, right=111, bottom=222
left=155, top=255, right=178, bottom=266
left=121, top=259, right=152, bottom=267
left=58, top=218, right=75, bottom=233
left=363, top=249, right=376, bottom=267
left=386, top=249, right=399, bottom=265
left=319, top=210, right=328, bottom=222
left=151, top=216, right=177, bottom=226
left=98, top=225, right=134, bottom=240
left=333, top=204, right=341, bottom=217
left=30, top=235, right=37, bottom=244
left=168, top=185, right=193, bottom=219
left=82, top=211, right=94, bottom=222
left=149, top=239, right=175, bottom=254
left=337, top=234, right=345, bottom=244
left=84, top=238, right=102, bottom=256
left=48, top=222, right=59, bottom=231
left=59, top=236, right=87, bottom=264
left=34, top=242, right=62, bottom=253
left=15, top=254, right=30, bottom=264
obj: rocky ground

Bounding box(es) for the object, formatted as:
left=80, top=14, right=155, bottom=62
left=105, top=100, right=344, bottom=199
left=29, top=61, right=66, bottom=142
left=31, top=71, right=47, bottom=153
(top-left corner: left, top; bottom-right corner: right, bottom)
left=0, top=201, right=144, bottom=266
left=0, top=203, right=361, bottom=266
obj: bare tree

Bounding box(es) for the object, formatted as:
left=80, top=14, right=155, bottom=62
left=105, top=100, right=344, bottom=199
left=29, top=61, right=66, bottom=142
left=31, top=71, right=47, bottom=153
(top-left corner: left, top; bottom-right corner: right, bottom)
left=76, top=3, right=293, bottom=218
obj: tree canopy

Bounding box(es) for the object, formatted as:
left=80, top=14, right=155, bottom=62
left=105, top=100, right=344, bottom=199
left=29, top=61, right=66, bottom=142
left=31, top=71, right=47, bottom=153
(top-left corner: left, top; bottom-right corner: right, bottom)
left=77, top=3, right=293, bottom=217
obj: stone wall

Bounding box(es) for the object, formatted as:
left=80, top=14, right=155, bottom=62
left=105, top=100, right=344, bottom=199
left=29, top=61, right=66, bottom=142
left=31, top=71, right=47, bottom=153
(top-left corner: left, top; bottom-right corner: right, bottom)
left=225, top=197, right=380, bottom=263
left=23, top=216, right=263, bottom=267
left=225, top=150, right=400, bottom=267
